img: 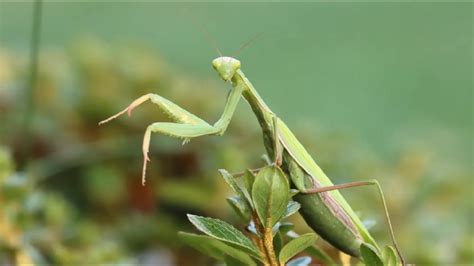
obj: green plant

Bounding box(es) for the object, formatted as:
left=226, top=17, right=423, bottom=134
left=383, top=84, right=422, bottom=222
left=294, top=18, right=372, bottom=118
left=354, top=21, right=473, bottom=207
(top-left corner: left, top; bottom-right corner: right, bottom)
left=180, top=165, right=398, bottom=265
left=180, top=165, right=316, bottom=266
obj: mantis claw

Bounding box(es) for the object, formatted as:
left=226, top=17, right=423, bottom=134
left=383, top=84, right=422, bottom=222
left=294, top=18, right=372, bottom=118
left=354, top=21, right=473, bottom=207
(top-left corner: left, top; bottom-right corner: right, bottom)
left=99, top=94, right=151, bottom=125
left=127, top=94, right=149, bottom=117
left=141, top=128, right=152, bottom=186
left=144, top=153, right=151, bottom=162
left=142, top=159, right=148, bottom=186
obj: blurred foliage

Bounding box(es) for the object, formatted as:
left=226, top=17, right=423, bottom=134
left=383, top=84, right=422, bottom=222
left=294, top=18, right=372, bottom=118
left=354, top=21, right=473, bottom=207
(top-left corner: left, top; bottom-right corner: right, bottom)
left=0, top=38, right=472, bottom=265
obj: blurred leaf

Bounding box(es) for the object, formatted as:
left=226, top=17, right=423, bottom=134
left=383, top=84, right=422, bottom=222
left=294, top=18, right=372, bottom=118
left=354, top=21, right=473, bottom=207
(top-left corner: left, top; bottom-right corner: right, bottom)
left=178, top=232, right=256, bottom=265
left=279, top=233, right=317, bottom=264
left=286, top=256, right=312, bottom=266
left=83, top=167, right=126, bottom=206
left=22, top=243, right=46, bottom=265
left=382, top=245, right=398, bottom=266
left=362, top=219, right=377, bottom=231
left=283, top=201, right=300, bottom=219
left=187, top=214, right=260, bottom=260
left=360, top=243, right=383, bottom=266
left=227, top=196, right=250, bottom=222
left=0, top=147, right=14, bottom=180
left=42, top=193, right=72, bottom=227
left=224, top=255, right=248, bottom=266
left=158, top=180, right=214, bottom=209
left=0, top=174, right=30, bottom=201
left=251, top=166, right=289, bottom=227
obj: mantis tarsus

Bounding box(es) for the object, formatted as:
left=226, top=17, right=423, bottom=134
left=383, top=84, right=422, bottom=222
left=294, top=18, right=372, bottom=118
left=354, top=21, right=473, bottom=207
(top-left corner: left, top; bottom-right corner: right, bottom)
left=99, top=52, right=405, bottom=264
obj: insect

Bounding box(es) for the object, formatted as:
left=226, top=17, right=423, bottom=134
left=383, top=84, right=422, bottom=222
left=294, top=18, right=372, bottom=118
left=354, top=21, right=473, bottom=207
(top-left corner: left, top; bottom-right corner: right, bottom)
left=99, top=47, right=404, bottom=264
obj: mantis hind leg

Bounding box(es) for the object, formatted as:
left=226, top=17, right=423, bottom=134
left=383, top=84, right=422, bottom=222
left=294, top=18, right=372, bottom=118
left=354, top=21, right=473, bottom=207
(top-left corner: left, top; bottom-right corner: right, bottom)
left=302, top=180, right=405, bottom=265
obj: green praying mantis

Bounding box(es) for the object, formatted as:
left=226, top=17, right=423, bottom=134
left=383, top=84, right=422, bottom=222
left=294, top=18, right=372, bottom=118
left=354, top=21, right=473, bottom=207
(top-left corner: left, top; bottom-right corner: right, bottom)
left=99, top=45, right=405, bottom=264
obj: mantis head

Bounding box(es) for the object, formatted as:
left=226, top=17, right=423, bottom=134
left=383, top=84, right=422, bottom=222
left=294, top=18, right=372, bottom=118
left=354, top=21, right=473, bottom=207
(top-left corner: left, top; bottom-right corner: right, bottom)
left=212, top=56, right=241, bottom=81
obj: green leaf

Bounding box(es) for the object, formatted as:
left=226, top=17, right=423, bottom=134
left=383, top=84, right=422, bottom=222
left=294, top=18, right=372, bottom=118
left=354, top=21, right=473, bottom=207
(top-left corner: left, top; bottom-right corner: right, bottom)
left=283, top=201, right=301, bottom=218
left=382, top=245, right=398, bottom=266
left=286, top=256, right=312, bottom=266
left=278, top=223, right=294, bottom=235
left=285, top=231, right=334, bottom=264
left=286, top=231, right=330, bottom=265
left=242, top=170, right=255, bottom=197
left=226, top=196, right=250, bottom=222
left=260, top=154, right=272, bottom=165
left=360, top=243, right=383, bottom=266
left=224, top=255, right=247, bottom=266
left=279, top=233, right=317, bottom=264
left=273, top=231, right=284, bottom=258
left=219, top=169, right=253, bottom=208
left=304, top=245, right=335, bottom=265
left=178, top=232, right=256, bottom=265
left=187, top=214, right=260, bottom=259
left=178, top=232, right=228, bottom=260
left=251, top=166, right=290, bottom=227
left=272, top=222, right=282, bottom=236
left=272, top=222, right=294, bottom=237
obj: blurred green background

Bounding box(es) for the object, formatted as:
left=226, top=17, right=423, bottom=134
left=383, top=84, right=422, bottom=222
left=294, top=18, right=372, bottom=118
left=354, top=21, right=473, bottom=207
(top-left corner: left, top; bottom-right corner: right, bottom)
left=0, top=2, right=472, bottom=265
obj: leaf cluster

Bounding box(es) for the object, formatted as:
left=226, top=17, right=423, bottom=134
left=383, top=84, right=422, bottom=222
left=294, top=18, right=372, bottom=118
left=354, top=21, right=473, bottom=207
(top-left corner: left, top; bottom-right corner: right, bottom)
left=180, top=165, right=322, bottom=266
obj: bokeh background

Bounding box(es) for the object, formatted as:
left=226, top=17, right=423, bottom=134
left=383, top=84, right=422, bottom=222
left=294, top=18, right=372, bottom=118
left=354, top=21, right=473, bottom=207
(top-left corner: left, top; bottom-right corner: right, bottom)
left=0, top=2, right=472, bottom=265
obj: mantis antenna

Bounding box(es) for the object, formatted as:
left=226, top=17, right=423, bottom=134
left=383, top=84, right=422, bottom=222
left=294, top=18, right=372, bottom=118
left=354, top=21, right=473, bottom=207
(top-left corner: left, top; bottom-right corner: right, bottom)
left=198, top=23, right=222, bottom=57
left=183, top=8, right=223, bottom=56
left=232, top=31, right=264, bottom=57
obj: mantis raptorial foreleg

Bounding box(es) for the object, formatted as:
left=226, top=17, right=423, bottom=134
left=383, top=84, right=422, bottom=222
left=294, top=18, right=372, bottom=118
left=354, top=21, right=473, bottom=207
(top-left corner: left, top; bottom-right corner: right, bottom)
left=98, top=93, right=209, bottom=125
left=140, top=122, right=219, bottom=184
left=301, top=179, right=404, bottom=265
left=99, top=85, right=245, bottom=185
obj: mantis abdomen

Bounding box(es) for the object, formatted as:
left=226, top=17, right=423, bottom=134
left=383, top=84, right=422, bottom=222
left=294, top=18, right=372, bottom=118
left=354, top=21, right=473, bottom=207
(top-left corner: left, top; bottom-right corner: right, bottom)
left=286, top=156, right=363, bottom=256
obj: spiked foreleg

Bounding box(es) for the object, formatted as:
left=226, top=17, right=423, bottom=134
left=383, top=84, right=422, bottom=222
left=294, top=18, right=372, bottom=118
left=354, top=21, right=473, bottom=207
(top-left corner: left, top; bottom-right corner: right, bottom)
left=99, top=93, right=207, bottom=125
left=99, top=84, right=245, bottom=185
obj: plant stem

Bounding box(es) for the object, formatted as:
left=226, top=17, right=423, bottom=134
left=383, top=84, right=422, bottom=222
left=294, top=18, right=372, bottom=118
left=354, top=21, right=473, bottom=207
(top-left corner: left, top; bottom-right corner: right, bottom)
left=262, top=226, right=279, bottom=266
left=252, top=212, right=279, bottom=266
left=20, top=0, right=42, bottom=169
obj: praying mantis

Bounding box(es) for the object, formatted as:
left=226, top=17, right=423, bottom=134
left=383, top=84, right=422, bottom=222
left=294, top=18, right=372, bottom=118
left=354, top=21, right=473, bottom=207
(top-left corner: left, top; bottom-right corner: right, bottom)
left=99, top=48, right=405, bottom=264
